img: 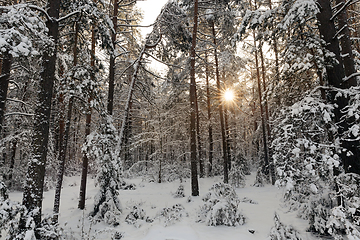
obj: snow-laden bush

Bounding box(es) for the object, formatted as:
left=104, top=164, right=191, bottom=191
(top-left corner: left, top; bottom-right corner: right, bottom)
left=156, top=204, right=188, bottom=226
left=326, top=173, right=360, bottom=239
left=253, top=166, right=267, bottom=187
left=229, top=166, right=246, bottom=188
left=173, top=184, right=185, bottom=198
left=198, top=182, right=245, bottom=226
left=272, top=91, right=341, bottom=235
left=125, top=206, right=146, bottom=228
left=235, top=153, right=251, bottom=175
left=269, top=213, right=303, bottom=240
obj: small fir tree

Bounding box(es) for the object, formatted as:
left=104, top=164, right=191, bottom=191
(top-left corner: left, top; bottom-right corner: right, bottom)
left=84, top=115, right=122, bottom=226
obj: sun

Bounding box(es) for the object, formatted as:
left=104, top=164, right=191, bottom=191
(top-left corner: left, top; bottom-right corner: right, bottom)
left=223, top=89, right=235, bottom=102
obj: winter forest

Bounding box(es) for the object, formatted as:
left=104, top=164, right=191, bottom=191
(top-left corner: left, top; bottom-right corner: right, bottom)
left=1, top=0, right=360, bottom=239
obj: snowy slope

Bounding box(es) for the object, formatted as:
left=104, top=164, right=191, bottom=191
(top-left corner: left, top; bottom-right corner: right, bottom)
left=4, top=173, right=318, bottom=240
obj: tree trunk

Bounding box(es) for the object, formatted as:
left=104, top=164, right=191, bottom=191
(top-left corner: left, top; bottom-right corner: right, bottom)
left=211, top=21, right=229, bottom=183
left=224, top=106, right=231, bottom=171
left=108, top=0, right=118, bottom=115
left=335, top=0, right=357, bottom=83
left=8, top=138, right=16, bottom=186
left=78, top=99, right=92, bottom=210
left=195, top=88, right=204, bottom=178
left=190, top=0, right=200, bottom=196
left=53, top=20, right=79, bottom=222
left=317, top=0, right=360, bottom=174
left=21, top=0, right=61, bottom=231
left=259, top=45, right=275, bottom=185
left=253, top=31, right=271, bottom=180
left=78, top=26, right=95, bottom=210
left=205, top=53, right=213, bottom=176
left=0, top=53, right=11, bottom=136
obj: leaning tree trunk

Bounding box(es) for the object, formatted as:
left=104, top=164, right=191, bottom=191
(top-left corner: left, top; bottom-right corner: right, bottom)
left=53, top=21, right=79, bottom=222
left=189, top=0, right=200, bottom=196
left=0, top=53, right=11, bottom=136
left=211, top=21, right=229, bottom=184
left=116, top=32, right=161, bottom=161
left=21, top=0, right=61, bottom=232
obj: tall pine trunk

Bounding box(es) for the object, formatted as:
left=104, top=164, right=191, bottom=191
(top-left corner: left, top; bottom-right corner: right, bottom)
left=78, top=25, right=95, bottom=210
left=189, top=0, right=200, bottom=196
left=0, top=53, right=11, bottom=136
left=21, top=0, right=61, bottom=231
left=195, top=89, right=204, bottom=177
left=211, top=21, right=229, bottom=183
left=253, top=31, right=271, bottom=180
left=335, top=0, right=357, bottom=83
left=317, top=0, right=360, bottom=176
left=53, top=21, right=79, bottom=222
left=108, top=0, right=118, bottom=116
left=259, top=45, right=275, bottom=185
left=205, top=53, right=213, bottom=176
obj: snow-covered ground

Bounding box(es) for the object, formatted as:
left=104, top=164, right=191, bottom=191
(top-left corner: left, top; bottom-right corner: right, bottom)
left=5, top=173, right=319, bottom=239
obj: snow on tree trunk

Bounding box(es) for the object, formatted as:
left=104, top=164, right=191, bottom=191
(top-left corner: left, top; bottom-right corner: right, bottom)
left=189, top=0, right=200, bottom=196
left=0, top=53, right=11, bottom=136
left=21, top=0, right=61, bottom=233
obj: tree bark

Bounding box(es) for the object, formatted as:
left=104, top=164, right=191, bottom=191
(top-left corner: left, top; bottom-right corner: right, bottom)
left=190, top=0, right=200, bottom=196
left=22, top=0, right=61, bottom=230
left=107, top=0, right=118, bottom=115
left=317, top=0, right=360, bottom=174
left=78, top=26, right=95, bottom=210
left=224, top=106, right=231, bottom=171
left=205, top=53, right=213, bottom=176
left=0, top=53, right=11, bottom=136
left=253, top=31, right=271, bottom=180
left=211, top=21, right=229, bottom=183
left=335, top=0, right=357, bottom=83
left=78, top=98, right=92, bottom=210
left=195, top=88, right=204, bottom=178
left=259, top=45, right=275, bottom=185
left=53, top=20, right=79, bottom=223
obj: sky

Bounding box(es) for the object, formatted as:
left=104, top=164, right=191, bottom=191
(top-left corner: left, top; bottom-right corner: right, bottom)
left=136, top=0, right=169, bottom=37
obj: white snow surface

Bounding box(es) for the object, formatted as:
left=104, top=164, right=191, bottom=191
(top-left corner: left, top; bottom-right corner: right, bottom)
left=4, top=173, right=318, bottom=240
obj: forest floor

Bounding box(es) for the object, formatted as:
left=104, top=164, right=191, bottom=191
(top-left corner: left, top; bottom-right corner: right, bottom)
left=4, top=173, right=320, bottom=240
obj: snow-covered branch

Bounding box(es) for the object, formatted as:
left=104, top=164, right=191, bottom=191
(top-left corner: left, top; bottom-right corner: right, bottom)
left=4, top=112, right=34, bottom=117
left=144, top=52, right=184, bottom=69
left=57, top=11, right=81, bottom=23
left=6, top=98, right=29, bottom=105
left=118, top=0, right=137, bottom=7
left=343, top=72, right=360, bottom=82
left=330, top=0, right=357, bottom=21
left=28, top=5, right=51, bottom=21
